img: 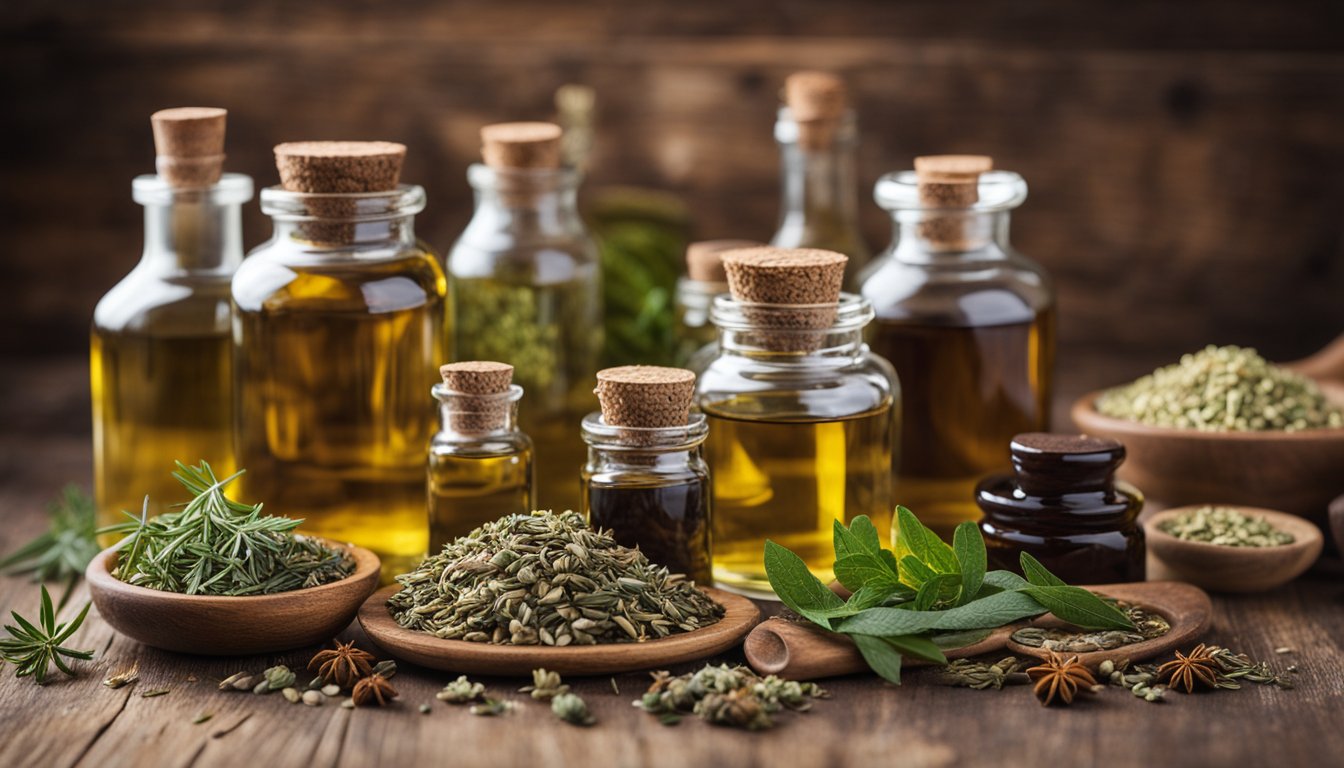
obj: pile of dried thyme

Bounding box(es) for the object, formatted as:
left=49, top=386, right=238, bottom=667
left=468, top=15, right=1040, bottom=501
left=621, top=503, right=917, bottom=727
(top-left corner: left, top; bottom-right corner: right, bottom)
left=388, top=511, right=723, bottom=645
left=636, top=664, right=827, bottom=730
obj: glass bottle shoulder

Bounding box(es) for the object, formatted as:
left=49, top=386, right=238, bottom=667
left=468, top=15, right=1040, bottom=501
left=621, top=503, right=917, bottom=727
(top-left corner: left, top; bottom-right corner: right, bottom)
left=233, top=239, right=447, bottom=315
left=860, top=245, right=1053, bottom=327
left=431, top=430, right=533, bottom=459
left=697, top=349, right=897, bottom=421
left=93, top=262, right=234, bottom=336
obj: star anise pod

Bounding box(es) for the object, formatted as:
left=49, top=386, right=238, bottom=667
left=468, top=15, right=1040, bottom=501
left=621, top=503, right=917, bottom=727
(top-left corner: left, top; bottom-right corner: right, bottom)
left=351, top=673, right=397, bottom=707
left=308, top=640, right=374, bottom=689
left=1157, top=644, right=1220, bottom=693
left=1026, top=652, right=1099, bottom=706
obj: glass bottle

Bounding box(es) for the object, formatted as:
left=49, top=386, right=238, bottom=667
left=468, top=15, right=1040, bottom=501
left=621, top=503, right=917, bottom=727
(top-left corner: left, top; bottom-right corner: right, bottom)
left=234, top=148, right=447, bottom=579
left=448, top=136, right=602, bottom=515
left=581, top=412, right=712, bottom=584
left=770, top=73, right=871, bottom=287
left=92, top=108, right=251, bottom=538
left=429, top=380, right=534, bottom=553
left=862, top=161, right=1055, bottom=539
left=673, top=240, right=757, bottom=367
left=976, top=433, right=1145, bottom=584
left=697, top=294, right=898, bottom=597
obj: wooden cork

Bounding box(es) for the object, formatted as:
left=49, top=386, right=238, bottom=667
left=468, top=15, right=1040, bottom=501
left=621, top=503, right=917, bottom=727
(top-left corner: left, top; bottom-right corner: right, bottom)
left=481, top=122, right=563, bottom=169
left=722, top=247, right=848, bottom=352
left=686, top=239, right=761, bottom=284
left=273, top=141, right=406, bottom=244
left=439, top=361, right=515, bottom=434
left=914, top=155, right=994, bottom=250
left=151, top=107, right=227, bottom=188
left=595, top=366, right=696, bottom=430
left=784, top=71, right=848, bottom=150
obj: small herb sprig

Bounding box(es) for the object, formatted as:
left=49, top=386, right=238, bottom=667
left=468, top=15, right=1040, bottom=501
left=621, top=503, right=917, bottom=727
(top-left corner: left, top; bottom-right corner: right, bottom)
left=0, top=486, right=99, bottom=605
left=765, top=507, right=1133, bottom=683
left=104, top=461, right=354, bottom=596
left=0, top=585, right=94, bottom=684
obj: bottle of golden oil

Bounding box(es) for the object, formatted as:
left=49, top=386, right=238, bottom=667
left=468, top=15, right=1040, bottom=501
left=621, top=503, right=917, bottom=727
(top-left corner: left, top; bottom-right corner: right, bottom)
left=696, top=247, right=898, bottom=597
left=673, top=240, right=759, bottom=367
left=233, top=142, right=448, bottom=578
left=429, top=361, right=534, bottom=552
left=447, top=123, right=601, bottom=513
left=861, top=156, right=1055, bottom=539
left=92, top=108, right=252, bottom=540
left=770, top=72, right=871, bottom=289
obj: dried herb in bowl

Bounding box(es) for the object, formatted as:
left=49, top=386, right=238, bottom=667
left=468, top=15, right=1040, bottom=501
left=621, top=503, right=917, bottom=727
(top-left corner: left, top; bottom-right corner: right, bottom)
left=1158, top=506, right=1295, bottom=547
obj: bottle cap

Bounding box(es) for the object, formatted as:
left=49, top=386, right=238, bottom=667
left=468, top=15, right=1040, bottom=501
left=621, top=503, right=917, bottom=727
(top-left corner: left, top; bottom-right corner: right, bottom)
left=439, top=361, right=515, bottom=434
left=784, top=71, right=848, bottom=150
left=481, top=122, right=563, bottom=169
left=594, top=366, right=696, bottom=429
left=151, top=107, right=227, bottom=188
left=686, top=239, right=761, bottom=284
left=1010, top=433, right=1126, bottom=496
left=274, top=141, right=406, bottom=193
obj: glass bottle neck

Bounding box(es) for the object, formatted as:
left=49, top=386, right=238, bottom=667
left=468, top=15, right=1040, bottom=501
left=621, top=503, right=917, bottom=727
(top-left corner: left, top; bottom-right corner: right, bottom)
left=711, top=294, right=873, bottom=359
left=773, top=111, right=865, bottom=251
left=433, top=384, right=524, bottom=441
left=464, top=164, right=585, bottom=237
left=581, top=413, right=708, bottom=472
left=888, top=209, right=1014, bottom=263
left=134, top=174, right=251, bottom=273
left=260, top=185, right=425, bottom=250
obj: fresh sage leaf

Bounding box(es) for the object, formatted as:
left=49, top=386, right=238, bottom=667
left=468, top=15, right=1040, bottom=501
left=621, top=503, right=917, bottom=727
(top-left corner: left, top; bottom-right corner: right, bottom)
left=913, top=573, right=960, bottom=612
left=893, top=506, right=959, bottom=576
left=834, top=554, right=901, bottom=594
left=982, top=570, right=1030, bottom=592
left=952, top=522, right=986, bottom=604
left=1020, top=586, right=1134, bottom=630
left=899, top=555, right=938, bottom=589
left=850, top=634, right=904, bottom=684
left=834, top=516, right=883, bottom=560
left=838, top=589, right=1046, bottom=636
left=881, top=633, right=949, bottom=666
left=930, top=628, right=993, bottom=650
left=1020, top=552, right=1067, bottom=587
left=763, top=540, right=846, bottom=626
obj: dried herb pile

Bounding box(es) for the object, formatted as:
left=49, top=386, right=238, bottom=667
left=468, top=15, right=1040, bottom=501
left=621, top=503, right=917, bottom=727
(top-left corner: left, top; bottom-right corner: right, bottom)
left=1159, top=506, right=1294, bottom=547
left=389, top=511, right=723, bottom=645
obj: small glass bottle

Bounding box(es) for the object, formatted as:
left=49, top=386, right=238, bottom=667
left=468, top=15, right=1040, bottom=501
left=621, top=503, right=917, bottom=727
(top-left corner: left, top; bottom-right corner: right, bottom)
left=448, top=122, right=601, bottom=514
left=582, top=366, right=711, bottom=583
left=697, top=248, right=898, bottom=597
left=771, top=72, right=871, bottom=288
left=976, top=433, right=1145, bottom=584
left=862, top=156, right=1055, bottom=538
left=429, top=362, right=534, bottom=553
left=673, top=240, right=758, bottom=367
left=92, top=108, right=251, bottom=538
left=233, top=142, right=447, bottom=578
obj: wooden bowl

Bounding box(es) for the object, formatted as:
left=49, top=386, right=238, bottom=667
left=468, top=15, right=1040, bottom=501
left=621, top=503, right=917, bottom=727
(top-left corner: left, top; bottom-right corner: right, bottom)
left=1143, top=506, right=1322, bottom=593
left=86, top=541, right=381, bottom=655
left=1330, top=494, right=1344, bottom=555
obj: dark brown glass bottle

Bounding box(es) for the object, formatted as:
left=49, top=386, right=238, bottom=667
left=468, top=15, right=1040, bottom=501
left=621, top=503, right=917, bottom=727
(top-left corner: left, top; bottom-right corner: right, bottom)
left=976, top=433, right=1144, bottom=584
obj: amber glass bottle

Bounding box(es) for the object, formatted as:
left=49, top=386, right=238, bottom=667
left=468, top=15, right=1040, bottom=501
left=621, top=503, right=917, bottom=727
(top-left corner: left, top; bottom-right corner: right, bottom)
left=861, top=157, right=1054, bottom=538
left=92, top=108, right=250, bottom=538
left=233, top=142, right=447, bottom=578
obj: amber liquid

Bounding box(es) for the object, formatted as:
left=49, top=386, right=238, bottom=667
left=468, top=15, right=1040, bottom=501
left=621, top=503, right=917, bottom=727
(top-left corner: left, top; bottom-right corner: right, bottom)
left=703, top=406, right=893, bottom=596
left=586, top=479, right=712, bottom=584
left=429, top=450, right=533, bottom=553
left=870, top=310, right=1054, bottom=537
left=234, top=254, right=446, bottom=578
left=91, top=330, right=234, bottom=540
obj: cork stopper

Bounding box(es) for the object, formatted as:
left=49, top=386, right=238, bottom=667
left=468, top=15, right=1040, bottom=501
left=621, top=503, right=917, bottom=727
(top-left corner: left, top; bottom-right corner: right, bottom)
left=151, top=107, right=227, bottom=188
left=686, top=239, right=761, bottom=284
left=721, top=247, right=848, bottom=352
left=439, top=361, right=515, bottom=434
left=274, top=141, right=406, bottom=193
left=481, top=122, right=563, bottom=169
left=914, top=155, right=993, bottom=250
left=595, top=366, right=696, bottom=430
left=784, top=71, right=848, bottom=150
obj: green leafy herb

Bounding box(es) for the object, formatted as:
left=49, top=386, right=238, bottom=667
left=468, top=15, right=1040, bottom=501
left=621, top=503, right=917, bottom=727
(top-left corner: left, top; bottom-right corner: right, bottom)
left=0, top=585, right=94, bottom=684
left=104, top=461, right=354, bottom=596
left=0, top=486, right=99, bottom=605
left=764, top=506, right=1133, bottom=683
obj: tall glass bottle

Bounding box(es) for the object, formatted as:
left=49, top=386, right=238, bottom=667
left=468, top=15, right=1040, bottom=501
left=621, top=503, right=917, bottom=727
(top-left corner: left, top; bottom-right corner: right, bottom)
left=92, top=108, right=251, bottom=538
left=697, top=248, right=898, bottom=597
left=770, top=71, right=870, bottom=288
left=233, top=141, right=447, bottom=578
left=448, top=123, right=601, bottom=514
left=861, top=156, right=1055, bottom=538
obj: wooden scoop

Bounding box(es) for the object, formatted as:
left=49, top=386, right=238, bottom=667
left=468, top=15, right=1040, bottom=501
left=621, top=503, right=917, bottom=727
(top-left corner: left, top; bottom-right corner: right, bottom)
left=743, top=581, right=1212, bottom=679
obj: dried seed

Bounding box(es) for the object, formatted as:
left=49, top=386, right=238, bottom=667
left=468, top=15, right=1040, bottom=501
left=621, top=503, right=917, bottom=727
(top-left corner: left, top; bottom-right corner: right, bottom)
left=321, top=684, right=341, bottom=697
left=302, top=690, right=322, bottom=706
left=282, top=688, right=301, bottom=704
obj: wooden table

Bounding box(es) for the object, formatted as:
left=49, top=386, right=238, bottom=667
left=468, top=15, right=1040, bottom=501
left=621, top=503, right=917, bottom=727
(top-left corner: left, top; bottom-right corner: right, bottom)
left=1, top=359, right=1341, bottom=768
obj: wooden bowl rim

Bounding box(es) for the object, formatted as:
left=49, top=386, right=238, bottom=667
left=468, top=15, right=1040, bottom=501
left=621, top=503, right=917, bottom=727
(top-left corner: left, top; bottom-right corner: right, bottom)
left=358, top=584, right=761, bottom=676
left=1143, top=505, right=1324, bottom=556
left=1071, top=390, right=1344, bottom=443
left=86, top=537, right=382, bottom=605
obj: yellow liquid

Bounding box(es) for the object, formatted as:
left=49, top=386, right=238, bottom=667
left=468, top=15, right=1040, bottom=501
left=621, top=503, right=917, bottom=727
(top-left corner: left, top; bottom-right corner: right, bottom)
left=91, top=330, right=234, bottom=541
left=429, top=450, right=533, bottom=553
left=703, top=406, right=893, bottom=596
left=234, top=254, right=446, bottom=578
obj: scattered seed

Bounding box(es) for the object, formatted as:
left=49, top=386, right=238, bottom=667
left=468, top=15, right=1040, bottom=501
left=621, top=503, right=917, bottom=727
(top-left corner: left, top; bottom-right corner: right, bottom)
left=1275, top=647, right=1294, bottom=655
left=141, top=689, right=170, bottom=698
left=192, top=712, right=213, bottom=725
left=321, top=684, right=341, bottom=697
left=302, top=690, right=322, bottom=706
left=341, top=698, right=355, bottom=709
left=419, top=703, right=432, bottom=714
left=104, top=663, right=140, bottom=689
left=282, top=687, right=301, bottom=703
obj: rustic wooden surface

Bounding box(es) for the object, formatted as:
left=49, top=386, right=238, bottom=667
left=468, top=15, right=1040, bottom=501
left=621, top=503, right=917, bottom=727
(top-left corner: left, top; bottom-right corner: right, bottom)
left=1, top=360, right=1342, bottom=767
left=2, top=0, right=1342, bottom=368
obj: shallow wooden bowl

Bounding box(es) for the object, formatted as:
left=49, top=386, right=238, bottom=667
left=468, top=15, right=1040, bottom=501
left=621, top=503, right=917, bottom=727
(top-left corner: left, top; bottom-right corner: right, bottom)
left=359, top=585, right=761, bottom=676
left=86, top=541, right=381, bottom=655
left=1143, top=506, right=1322, bottom=593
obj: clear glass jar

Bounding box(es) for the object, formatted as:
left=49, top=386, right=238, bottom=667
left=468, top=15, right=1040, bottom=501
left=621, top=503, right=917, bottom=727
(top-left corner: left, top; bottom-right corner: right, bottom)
left=92, top=173, right=252, bottom=539
left=771, top=110, right=871, bottom=287
left=861, top=170, right=1055, bottom=539
left=233, top=185, right=448, bottom=578
left=429, top=384, right=534, bottom=553
left=696, top=295, right=898, bottom=596
left=581, top=413, right=712, bottom=583
left=448, top=165, right=602, bottom=514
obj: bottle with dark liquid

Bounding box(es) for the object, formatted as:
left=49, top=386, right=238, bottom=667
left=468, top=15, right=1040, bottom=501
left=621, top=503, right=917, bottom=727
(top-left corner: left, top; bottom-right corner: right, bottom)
left=861, top=156, right=1055, bottom=538
left=582, top=366, right=711, bottom=584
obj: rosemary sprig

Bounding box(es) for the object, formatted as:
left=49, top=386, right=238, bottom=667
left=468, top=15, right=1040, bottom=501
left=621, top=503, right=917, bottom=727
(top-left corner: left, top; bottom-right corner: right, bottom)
left=0, top=585, right=94, bottom=684
left=103, top=461, right=354, bottom=596
left=0, top=486, right=100, bottom=606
